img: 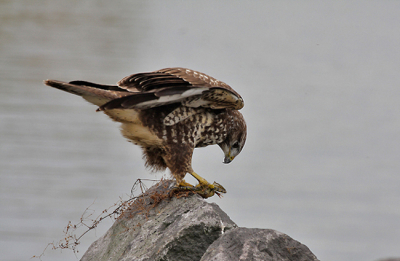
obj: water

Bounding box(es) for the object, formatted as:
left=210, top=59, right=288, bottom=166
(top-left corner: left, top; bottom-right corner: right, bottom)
left=1, top=1, right=399, bottom=260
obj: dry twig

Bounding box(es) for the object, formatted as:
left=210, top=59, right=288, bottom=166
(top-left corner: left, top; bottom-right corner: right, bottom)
left=32, top=178, right=162, bottom=260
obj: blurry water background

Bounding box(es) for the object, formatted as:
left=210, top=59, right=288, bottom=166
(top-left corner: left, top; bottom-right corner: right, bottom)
left=1, top=1, right=399, bottom=260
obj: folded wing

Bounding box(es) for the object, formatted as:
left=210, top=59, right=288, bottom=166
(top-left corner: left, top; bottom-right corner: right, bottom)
left=45, top=67, right=244, bottom=111
left=100, top=67, right=244, bottom=111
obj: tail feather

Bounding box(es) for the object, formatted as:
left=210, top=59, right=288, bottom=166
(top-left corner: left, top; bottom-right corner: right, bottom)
left=44, top=80, right=132, bottom=106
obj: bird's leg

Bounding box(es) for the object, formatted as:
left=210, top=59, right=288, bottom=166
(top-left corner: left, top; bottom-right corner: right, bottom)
left=189, top=171, right=213, bottom=188
left=177, top=179, right=194, bottom=188
left=164, top=145, right=226, bottom=198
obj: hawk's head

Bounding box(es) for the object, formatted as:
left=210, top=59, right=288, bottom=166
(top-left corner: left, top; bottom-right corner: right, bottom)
left=219, top=111, right=247, bottom=164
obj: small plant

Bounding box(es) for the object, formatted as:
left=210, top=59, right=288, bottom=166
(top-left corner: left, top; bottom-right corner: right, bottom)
left=32, top=178, right=167, bottom=260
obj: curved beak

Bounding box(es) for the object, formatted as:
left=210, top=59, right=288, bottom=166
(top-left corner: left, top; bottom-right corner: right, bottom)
left=223, top=155, right=234, bottom=164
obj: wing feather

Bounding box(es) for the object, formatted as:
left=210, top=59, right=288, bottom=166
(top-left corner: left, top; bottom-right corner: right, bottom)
left=98, top=86, right=208, bottom=110
left=45, top=67, right=244, bottom=111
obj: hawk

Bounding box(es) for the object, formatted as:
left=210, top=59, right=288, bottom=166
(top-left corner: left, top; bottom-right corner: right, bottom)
left=45, top=68, right=246, bottom=198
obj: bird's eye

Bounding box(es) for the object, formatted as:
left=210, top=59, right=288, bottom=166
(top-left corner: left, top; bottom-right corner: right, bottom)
left=232, top=142, right=240, bottom=149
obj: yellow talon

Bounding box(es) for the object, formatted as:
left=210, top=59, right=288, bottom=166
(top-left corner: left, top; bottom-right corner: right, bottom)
left=173, top=171, right=227, bottom=198
left=190, top=171, right=226, bottom=198
left=178, top=179, right=194, bottom=188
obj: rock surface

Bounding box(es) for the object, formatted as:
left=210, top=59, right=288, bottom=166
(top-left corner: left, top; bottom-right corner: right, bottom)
left=80, top=180, right=237, bottom=261
left=201, top=228, right=319, bottom=261
left=81, top=180, right=319, bottom=261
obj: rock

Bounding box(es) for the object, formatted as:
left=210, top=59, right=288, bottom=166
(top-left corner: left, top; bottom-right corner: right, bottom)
left=80, top=180, right=237, bottom=261
left=201, top=228, right=319, bottom=261
left=81, top=180, right=319, bottom=261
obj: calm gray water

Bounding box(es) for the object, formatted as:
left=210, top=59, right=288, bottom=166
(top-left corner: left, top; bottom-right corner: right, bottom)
left=1, top=1, right=399, bottom=260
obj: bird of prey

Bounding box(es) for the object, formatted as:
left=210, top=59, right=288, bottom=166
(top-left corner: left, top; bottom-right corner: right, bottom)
left=44, top=67, right=246, bottom=198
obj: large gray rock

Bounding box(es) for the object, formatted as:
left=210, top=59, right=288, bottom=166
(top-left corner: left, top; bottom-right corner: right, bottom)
left=80, top=180, right=237, bottom=261
left=81, top=180, right=319, bottom=261
left=201, top=228, right=319, bottom=261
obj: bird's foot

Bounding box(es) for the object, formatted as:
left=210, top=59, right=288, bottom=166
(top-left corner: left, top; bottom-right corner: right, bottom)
left=195, top=181, right=226, bottom=198
left=172, top=180, right=226, bottom=198
left=190, top=171, right=226, bottom=198
left=177, top=179, right=194, bottom=188
left=172, top=179, right=195, bottom=193
left=191, top=171, right=226, bottom=198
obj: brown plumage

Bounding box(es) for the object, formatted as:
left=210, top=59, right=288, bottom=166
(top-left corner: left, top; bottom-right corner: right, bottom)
left=44, top=67, right=246, bottom=198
